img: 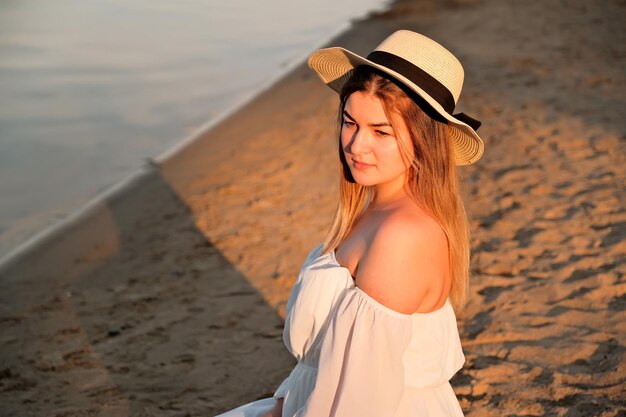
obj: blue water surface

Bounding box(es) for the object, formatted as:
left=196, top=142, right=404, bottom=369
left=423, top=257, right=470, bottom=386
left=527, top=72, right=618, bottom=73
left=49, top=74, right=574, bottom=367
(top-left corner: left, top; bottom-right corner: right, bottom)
left=0, top=0, right=389, bottom=257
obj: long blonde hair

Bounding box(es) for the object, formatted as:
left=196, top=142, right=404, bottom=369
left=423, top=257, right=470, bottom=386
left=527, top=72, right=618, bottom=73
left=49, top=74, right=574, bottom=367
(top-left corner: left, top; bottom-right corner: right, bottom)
left=322, top=66, right=471, bottom=312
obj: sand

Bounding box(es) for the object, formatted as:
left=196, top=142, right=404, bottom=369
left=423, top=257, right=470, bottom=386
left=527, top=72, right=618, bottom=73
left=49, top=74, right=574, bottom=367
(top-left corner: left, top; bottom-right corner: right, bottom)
left=1, top=0, right=624, bottom=416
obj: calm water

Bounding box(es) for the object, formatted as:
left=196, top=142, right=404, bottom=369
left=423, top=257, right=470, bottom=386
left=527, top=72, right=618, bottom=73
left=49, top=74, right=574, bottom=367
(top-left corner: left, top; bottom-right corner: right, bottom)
left=0, top=0, right=389, bottom=258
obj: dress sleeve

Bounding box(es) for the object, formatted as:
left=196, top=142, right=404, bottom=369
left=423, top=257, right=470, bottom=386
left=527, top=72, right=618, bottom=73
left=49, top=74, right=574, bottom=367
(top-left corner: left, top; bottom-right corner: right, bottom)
left=273, top=374, right=291, bottom=399
left=282, top=250, right=354, bottom=361
left=275, top=244, right=352, bottom=401
left=273, top=245, right=325, bottom=400
left=295, top=285, right=413, bottom=417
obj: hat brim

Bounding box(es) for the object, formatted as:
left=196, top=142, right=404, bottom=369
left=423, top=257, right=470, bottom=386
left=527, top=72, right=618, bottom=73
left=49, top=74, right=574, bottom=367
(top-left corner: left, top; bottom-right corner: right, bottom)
left=308, top=47, right=484, bottom=166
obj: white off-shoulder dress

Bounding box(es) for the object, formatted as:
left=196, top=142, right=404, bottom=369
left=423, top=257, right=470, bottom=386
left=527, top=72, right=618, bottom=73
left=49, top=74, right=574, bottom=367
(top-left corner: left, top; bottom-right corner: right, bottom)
left=215, top=243, right=466, bottom=417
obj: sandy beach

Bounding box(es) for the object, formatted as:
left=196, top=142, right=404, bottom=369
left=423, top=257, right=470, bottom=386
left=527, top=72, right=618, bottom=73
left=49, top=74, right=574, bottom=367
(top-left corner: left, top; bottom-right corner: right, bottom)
left=1, top=0, right=625, bottom=416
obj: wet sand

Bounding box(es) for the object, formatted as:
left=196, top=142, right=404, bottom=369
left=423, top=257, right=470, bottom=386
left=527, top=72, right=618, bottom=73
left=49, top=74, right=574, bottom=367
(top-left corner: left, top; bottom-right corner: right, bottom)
left=1, top=0, right=625, bottom=416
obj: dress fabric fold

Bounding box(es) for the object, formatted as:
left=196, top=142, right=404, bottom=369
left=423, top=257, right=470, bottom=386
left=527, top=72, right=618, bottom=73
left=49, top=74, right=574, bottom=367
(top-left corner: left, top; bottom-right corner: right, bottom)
left=214, top=243, right=466, bottom=417
left=295, top=285, right=413, bottom=417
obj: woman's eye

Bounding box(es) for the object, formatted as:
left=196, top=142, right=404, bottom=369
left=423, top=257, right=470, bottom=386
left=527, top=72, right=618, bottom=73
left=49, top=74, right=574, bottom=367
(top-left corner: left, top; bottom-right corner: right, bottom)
left=343, top=120, right=355, bottom=127
left=376, top=130, right=390, bottom=136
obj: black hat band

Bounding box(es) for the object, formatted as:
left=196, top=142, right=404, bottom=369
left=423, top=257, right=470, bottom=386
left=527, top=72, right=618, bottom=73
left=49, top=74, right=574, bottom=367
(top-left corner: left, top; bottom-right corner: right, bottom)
left=366, top=50, right=481, bottom=131
left=367, top=50, right=456, bottom=113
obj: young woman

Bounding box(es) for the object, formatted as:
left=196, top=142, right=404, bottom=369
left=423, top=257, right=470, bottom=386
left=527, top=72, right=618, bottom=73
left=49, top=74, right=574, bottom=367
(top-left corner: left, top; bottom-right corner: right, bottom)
left=216, top=30, right=484, bottom=417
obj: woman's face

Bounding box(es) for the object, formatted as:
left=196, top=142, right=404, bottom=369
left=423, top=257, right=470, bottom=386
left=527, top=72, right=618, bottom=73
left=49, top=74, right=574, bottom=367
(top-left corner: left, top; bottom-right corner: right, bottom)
left=341, top=91, right=413, bottom=188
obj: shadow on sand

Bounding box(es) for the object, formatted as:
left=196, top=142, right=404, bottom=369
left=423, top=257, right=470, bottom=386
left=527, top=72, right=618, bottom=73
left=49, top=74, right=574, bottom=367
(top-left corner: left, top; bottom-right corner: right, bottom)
left=0, top=166, right=293, bottom=416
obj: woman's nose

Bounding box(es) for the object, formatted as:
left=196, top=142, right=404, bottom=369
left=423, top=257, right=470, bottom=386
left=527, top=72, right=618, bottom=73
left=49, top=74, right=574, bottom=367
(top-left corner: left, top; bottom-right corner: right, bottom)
left=349, top=128, right=370, bottom=155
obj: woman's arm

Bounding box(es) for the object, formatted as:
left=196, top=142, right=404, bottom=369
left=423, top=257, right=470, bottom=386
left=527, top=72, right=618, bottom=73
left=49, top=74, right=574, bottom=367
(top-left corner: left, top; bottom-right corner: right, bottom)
left=356, top=212, right=449, bottom=313
left=260, top=398, right=283, bottom=417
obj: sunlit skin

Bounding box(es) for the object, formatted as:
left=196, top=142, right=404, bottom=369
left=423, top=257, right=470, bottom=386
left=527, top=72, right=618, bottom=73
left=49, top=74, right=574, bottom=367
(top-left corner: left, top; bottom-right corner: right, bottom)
left=336, top=91, right=450, bottom=316
left=341, top=91, right=414, bottom=206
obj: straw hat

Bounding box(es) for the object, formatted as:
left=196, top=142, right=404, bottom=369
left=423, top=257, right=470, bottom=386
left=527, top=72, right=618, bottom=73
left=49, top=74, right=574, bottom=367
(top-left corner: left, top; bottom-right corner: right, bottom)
left=307, top=30, right=484, bottom=165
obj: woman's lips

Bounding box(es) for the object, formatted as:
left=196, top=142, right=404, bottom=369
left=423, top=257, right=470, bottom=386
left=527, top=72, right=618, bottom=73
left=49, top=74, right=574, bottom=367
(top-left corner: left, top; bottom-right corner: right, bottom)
left=352, top=158, right=374, bottom=169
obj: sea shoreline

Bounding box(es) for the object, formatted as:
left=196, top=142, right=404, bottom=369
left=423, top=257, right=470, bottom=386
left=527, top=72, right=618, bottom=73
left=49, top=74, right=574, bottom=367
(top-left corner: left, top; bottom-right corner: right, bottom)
left=0, top=0, right=392, bottom=260
left=0, top=1, right=391, bottom=272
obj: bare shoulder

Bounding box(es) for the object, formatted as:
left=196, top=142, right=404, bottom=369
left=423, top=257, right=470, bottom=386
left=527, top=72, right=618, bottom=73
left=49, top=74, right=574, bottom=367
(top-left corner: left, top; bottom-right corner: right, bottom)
left=355, top=208, right=449, bottom=314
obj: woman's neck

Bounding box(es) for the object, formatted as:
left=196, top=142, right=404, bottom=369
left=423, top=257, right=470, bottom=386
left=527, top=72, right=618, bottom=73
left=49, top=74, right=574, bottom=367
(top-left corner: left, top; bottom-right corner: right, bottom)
left=369, top=179, right=411, bottom=211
